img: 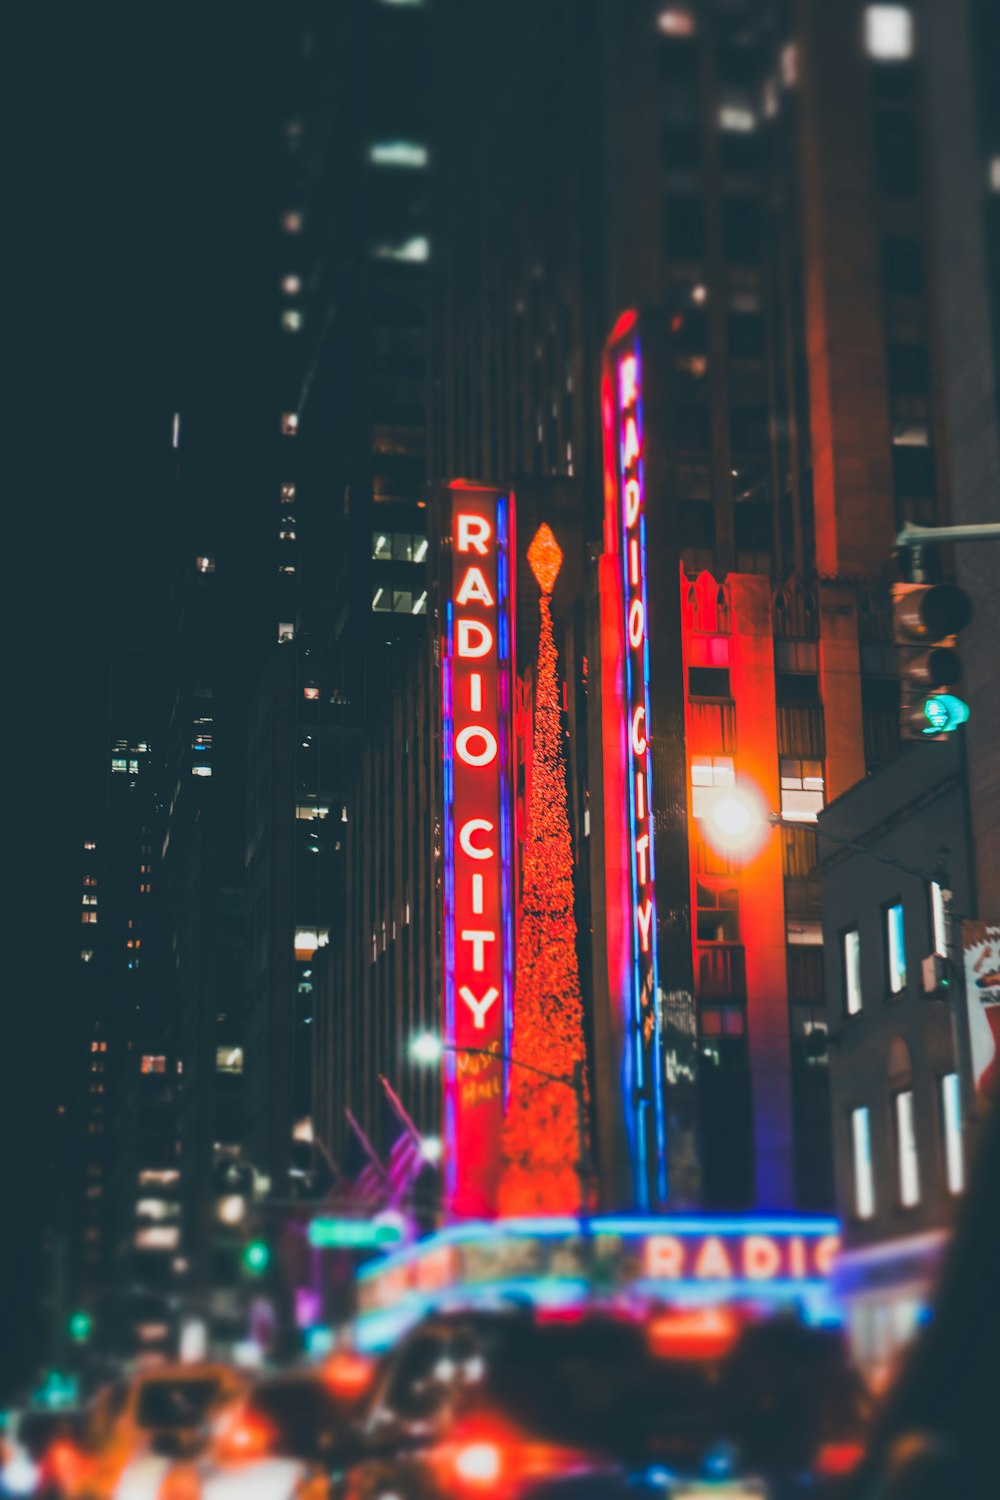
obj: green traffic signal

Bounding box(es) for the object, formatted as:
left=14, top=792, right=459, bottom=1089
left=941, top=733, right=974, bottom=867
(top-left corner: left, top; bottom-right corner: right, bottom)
left=242, top=1239, right=272, bottom=1275
left=923, top=694, right=970, bottom=734
left=68, top=1310, right=93, bottom=1343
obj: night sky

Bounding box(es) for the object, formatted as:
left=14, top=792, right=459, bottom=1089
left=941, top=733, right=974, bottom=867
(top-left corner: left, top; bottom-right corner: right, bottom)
left=4, top=4, right=276, bottom=1392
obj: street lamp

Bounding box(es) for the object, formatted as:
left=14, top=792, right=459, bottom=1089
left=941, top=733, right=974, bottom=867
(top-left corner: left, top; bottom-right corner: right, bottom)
left=410, top=1031, right=445, bottom=1066
left=702, top=785, right=771, bottom=858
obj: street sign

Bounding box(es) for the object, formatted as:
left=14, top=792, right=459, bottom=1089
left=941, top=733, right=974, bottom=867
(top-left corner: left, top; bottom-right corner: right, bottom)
left=307, top=1216, right=403, bottom=1249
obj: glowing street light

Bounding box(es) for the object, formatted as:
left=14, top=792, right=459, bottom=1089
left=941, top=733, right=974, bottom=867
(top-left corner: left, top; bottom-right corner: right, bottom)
left=409, top=1031, right=445, bottom=1065
left=702, top=785, right=770, bottom=857
left=419, top=1135, right=443, bottom=1164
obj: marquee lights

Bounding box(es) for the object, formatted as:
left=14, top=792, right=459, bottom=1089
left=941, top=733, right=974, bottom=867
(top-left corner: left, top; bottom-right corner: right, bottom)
left=602, top=316, right=667, bottom=1206
left=442, top=485, right=515, bottom=1218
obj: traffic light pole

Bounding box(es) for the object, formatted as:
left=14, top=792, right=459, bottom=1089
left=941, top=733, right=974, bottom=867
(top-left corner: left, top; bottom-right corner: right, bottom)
left=897, top=521, right=1000, bottom=547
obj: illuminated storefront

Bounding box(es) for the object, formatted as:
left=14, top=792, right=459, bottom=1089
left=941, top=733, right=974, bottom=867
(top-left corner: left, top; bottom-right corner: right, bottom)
left=441, top=483, right=516, bottom=1217
left=354, top=1214, right=842, bottom=1350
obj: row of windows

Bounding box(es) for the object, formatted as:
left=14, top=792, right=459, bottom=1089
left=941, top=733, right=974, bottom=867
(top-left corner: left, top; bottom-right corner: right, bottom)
left=842, top=883, right=946, bottom=1014
left=850, top=1072, right=961, bottom=1220
left=691, top=753, right=825, bottom=828
left=372, top=587, right=428, bottom=615
left=372, top=531, right=428, bottom=563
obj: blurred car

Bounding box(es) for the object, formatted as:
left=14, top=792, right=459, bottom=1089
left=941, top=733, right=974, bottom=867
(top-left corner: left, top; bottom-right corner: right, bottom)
left=68, top=1364, right=244, bottom=1500
left=193, top=1357, right=378, bottom=1500
left=1, top=1410, right=87, bottom=1499
left=336, top=1305, right=868, bottom=1500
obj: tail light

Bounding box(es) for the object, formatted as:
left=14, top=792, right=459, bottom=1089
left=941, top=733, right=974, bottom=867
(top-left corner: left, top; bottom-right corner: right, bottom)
left=214, top=1408, right=275, bottom=1462
left=321, top=1352, right=375, bottom=1401
left=47, top=1440, right=86, bottom=1492
left=453, top=1440, right=502, bottom=1486
left=814, top=1440, right=866, bottom=1477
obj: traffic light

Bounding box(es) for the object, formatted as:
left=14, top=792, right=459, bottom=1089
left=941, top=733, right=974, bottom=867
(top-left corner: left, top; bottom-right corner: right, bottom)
left=242, top=1239, right=272, bottom=1276
left=892, top=581, right=973, bottom=739
left=67, top=1310, right=92, bottom=1343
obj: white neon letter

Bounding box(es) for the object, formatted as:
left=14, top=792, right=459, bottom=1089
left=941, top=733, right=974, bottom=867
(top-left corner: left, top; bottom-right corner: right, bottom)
left=457, top=619, right=493, bottom=658
left=458, top=818, right=495, bottom=860
left=618, top=354, right=638, bottom=409
left=636, top=771, right=646, bottom=820
left=455, top=726, right=498, bottom=767
left=460, top=929, right=496, bottom=972
left=628, top=597, right=645, bottom=648
left=637, top=899, right=653, bottom=953
left=631, top=705, right=647, bottom=757
left=629, top=536, right=640, bottom=586
left=455, top=566, right=494, bottom=607
left=636, top=833, right=650, bottom=885
left=472, top=873, right=484, bottom=915
left=470, top=673, right=483, bottom=712
left=624, top=478, right=641, bottom=528
left=458, top=985, right=499, bottom=1030
left=623, top=416, right=640, bottom=467
left=457, top=514, right=491, bottom=555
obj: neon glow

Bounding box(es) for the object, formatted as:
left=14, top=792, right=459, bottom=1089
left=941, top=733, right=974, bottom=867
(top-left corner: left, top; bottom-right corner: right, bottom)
left=603, top=321, right=667, bottom=1205
left=442, top=486, right=515, bottom=1216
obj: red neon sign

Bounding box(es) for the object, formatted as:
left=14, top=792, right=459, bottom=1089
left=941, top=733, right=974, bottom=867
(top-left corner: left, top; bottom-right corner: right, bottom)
left=443, top=486, right=514, bottom=1217
left=602, top=322, right=667, bottom=1205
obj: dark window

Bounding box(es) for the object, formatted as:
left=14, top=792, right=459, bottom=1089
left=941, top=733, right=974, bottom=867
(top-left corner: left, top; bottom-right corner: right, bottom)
left=874, top=110, right=920, bottom=197
left=689, top=666, right=731, bottom=698
left=882, top=236, right=924, bottom=297
left=730, top=407, right=769, bottom=452
left=719, top=130, right=760, bottom=176
left=665, top=195, right=706, bottom=260
left=673, top=403, right=712, bottom=450
left=658, top=39, right=700, bottom=86
left=727, top=312, right=765, bottom=358
left=892, top=445, right=936, bottom=498
left=722, top=198, right=761, bottom=263
left=671, top=308, right=708, bottom=353
left=735, top=503, right=772, bottom=555
left=776, top=672, right=820, bottom=705
left=887, top=343, right=930, bottom=394
left=681, top=501, right=715, bottom=548
left=662, top=123, right=702, bottom=170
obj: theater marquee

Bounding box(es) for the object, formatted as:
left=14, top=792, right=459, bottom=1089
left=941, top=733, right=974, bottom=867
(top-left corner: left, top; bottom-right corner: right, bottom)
left=441, top=484, right=515, bottom=1218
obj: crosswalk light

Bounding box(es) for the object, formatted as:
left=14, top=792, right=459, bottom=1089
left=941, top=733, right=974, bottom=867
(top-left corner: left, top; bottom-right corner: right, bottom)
left=891, top=581, right=972, bottom=740
left=242, top=1239, right=271, bottom=1275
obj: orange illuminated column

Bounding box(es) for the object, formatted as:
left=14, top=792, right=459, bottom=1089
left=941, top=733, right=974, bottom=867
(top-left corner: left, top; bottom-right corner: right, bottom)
left=442, top=485, right=515, bottom=1218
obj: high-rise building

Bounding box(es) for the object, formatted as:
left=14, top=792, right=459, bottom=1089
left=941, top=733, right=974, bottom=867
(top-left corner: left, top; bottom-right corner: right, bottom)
left=324, top=0, right=975, bottom=1219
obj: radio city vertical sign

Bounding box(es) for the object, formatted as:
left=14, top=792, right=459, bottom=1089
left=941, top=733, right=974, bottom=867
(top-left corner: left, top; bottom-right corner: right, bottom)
left=601, top=312, right=668, bottom=1208
left=441, top=483, right=515, bottom=1218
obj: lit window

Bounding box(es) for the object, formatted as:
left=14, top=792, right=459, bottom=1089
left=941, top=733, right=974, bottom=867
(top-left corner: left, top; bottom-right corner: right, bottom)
left=372, top=532, right=392, bottom=560
left=781, top=42, right=798, bottom=86
left=690, top=755, right=735, bottom=818
left=930, top=881, right=947, bottom=958
left=787, top=920, right=822, bottom=945
left=695, top=878, right=740, bottom=943
left=281, top=483, right=296, bottom=503
left=82, top=912, right=98, bottom=925
left=192, top=765, right=212, bottom=777
left=372, top=586, right=389, bottom=612
left=864, top=5, right=914, bottom=60
left=303, top=685, right=320, bottom=700
left=282, top=210, right=303, bottom=233
left=843, top=929, right=862, bottom=1015
left=895, top=1089, right=920, bottom=1206
left=372, top=235, right=430, bottom=263
left=940, top=1073, right=964, bottom=1194
left=294, top=926, right=329, bottom=958
left=282, top=309, right=302, bottom=332
left=296, top=803, right=329, bottom=820
left=82, top=894, right=98, bottom=906
left=281, top=274, right=301, bottom=295
left=990, top=158, right=1000, bottom=193
left=278, top=622, right=295, bottom=643
left=84, top=840, right=96, bottom=850
left=779, top=758, right=824, bottom=822
left=135, top=1226, right=180, bottom=1251
left=279, top=530, right=297, bottom=541
left=279, top=564, right=296, bottom=574
left=413, top=590, right=428, bottom=615
left=851, top=1106, right=876, bottom=1218
left=719, top=104, right=757, bottom=133
left=281, top=412, right=299, bottom=435
left=369, top=141, right=428, bottom=168
left=657, top=6, right=695, bottom=34
left=196, top=556, right=215, bottom=574
left=171, top=411, right=181, bottom=448
left=886, top=903, right=907, bottom=993
left=111, top=757, right=127, bottom=773
left=216, top=1046, right=244, bottom=1074
left=141, top=1055, right=166, bottom=1075
left=81, top=950, right=94, bottom=963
